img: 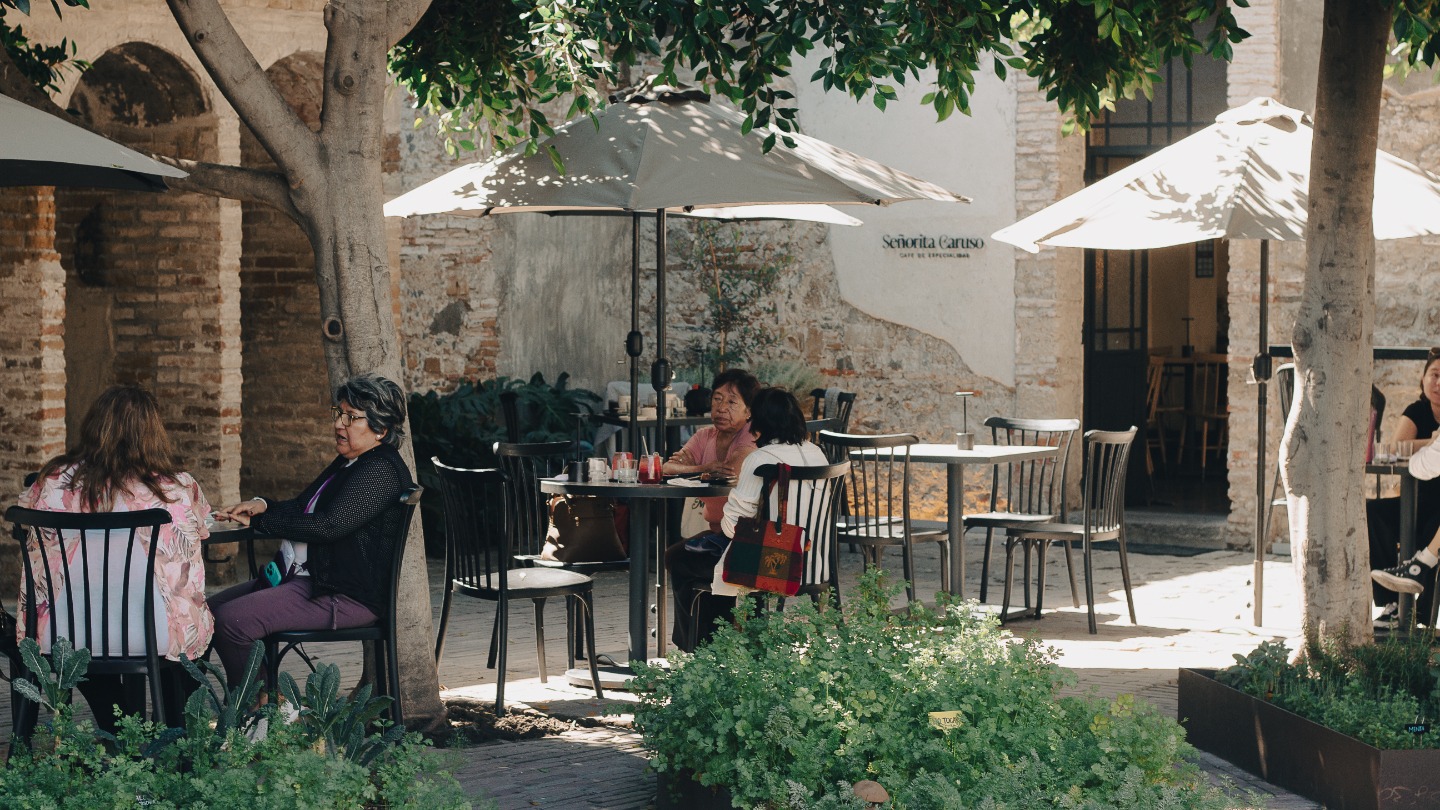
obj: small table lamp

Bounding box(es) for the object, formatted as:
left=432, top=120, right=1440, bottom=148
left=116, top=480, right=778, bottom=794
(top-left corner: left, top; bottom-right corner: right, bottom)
left=954, top=390, right=979, bottom=450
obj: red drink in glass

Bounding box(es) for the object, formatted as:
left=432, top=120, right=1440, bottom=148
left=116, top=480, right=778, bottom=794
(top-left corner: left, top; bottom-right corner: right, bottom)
left=638, top=453, right=663, bottom=484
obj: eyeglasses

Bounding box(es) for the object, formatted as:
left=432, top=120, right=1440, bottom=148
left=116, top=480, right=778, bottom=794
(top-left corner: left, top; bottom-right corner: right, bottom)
left=331, top=406, right=368, bottom=426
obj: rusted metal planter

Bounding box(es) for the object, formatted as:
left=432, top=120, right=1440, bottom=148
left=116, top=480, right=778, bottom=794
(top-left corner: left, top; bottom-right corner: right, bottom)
left=654, top=768, right=734, bottom=810
left=1179, top=668, right=1440, bottom=809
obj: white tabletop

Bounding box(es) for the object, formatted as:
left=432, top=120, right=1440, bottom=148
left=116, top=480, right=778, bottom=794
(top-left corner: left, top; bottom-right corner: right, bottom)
left=856, top=443, right=1058, bottom=465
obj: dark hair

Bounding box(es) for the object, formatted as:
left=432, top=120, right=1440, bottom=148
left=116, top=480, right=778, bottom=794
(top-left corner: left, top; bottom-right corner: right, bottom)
left=748, top=387, right=808, bottom=445
left=711, top=368, right=761, bottom=408
left=37, top=385, right=182, bottom=510
left=1422, top=352, right=1440, bottom=399
left=335, top=373, right=407, bottom=447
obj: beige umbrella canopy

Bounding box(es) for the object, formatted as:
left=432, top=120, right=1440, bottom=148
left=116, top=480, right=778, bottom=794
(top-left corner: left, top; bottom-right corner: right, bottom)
left=388, top=81, right=967, bottom=453
left=1, top=92, right=187, bottom=192
left=992, top=96, right=1440, bottom=625
left=992, top=97, right=1440, bottom=251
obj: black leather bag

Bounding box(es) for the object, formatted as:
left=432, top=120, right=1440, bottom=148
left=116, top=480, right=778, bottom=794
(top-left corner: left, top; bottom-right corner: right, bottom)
left=543, top=496, right=627, bottom=563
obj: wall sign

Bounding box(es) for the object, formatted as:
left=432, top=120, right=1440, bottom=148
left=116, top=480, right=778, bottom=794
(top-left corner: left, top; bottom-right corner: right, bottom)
left=882, top=234, right=987, bottom=260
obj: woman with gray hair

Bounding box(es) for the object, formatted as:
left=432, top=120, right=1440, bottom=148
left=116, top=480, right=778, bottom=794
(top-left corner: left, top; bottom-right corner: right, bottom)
left=207, top=373, right=414, bottom=686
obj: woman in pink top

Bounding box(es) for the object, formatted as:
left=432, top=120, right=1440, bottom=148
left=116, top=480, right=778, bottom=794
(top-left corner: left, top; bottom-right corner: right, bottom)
left=20, top=385, right=212, bottom=733
left=662, top=368, right=761, bottom=533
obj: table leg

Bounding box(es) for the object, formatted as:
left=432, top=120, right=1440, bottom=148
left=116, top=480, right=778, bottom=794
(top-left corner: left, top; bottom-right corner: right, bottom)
left=629, top=500, right=651, bottom=665
left=1398, top=472, right=1418, bottom=624
left=947, top=464, right=965, bottom=600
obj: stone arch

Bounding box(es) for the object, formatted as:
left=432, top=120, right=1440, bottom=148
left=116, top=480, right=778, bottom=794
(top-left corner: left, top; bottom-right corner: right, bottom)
left=51, top=40, right=229, bottom=494
left=239, top=51, right=331, bottom=500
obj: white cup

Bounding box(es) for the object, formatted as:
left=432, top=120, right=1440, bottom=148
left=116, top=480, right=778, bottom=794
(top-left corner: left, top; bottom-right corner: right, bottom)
left=639, top=406, right=658, bottom=420
left=618, top=394, right=632, bottom=414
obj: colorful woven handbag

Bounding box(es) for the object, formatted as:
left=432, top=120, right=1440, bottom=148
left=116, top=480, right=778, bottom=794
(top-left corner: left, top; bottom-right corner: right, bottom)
left=722, top=463, right=808, bottom=596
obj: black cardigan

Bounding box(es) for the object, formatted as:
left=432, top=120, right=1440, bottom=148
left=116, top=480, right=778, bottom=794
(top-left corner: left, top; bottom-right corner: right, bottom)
left=251, top=443, right=413, bottom=612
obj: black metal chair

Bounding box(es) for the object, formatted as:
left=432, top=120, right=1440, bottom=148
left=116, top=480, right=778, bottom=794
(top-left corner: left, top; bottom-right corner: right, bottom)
left=967, top=416, right=1081, bottom=606
left=432, top=460, right=603, bottom=711
left=809, top=390, right=857, bottom=460
left=7, top=505, right=177, bottom=738
left=263, top=486, right=422, bottom=726
left=685, top=460, right=850, bottom=648
left=494, top=441, right=629, bottom=655
left=999, top=427, right=1139, bottom=634
left=818, top=431, right=947, bottom=601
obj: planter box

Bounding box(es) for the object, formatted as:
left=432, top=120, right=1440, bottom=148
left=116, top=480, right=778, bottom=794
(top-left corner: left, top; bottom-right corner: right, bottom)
left=1178, top=668, right=1440, bottom=810
left=654, top=768, right=734, bottom=810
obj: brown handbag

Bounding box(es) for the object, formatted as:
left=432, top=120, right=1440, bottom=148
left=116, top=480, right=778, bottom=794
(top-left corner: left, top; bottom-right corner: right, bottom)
left=543, top=496, right=627, bottom=563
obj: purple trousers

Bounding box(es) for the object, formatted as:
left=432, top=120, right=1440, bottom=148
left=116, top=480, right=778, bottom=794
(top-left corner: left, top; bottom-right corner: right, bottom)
left=208, top=577, right=377, bottom=686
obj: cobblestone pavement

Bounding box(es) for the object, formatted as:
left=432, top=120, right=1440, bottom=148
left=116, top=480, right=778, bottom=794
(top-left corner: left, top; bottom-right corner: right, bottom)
left=438, top=533, right=1322, bottom=809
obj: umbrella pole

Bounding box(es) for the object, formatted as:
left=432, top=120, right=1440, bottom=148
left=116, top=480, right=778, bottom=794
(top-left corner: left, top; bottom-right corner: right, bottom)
left=652, top=208, right=672, bottom=447
left=629, top=214, right=643, bottom=457
left=1254, top=239, right=1271, bottom=626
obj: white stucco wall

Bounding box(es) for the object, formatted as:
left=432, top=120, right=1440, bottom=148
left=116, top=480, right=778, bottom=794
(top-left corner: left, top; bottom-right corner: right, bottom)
left=792, top=55, right=1019, bottom=389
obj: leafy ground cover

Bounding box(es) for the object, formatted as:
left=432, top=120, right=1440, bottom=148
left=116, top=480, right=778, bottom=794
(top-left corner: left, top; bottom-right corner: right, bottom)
left=633, top=571, right=1244, bottom=810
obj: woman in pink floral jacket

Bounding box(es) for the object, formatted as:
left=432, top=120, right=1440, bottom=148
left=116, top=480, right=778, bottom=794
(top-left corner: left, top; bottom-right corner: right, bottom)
left=19, top=385, right=212, bottom=731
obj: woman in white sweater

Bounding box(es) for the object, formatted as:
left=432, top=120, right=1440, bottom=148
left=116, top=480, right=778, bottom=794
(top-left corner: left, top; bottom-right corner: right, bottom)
left=667, top=387, right=828, bottom=651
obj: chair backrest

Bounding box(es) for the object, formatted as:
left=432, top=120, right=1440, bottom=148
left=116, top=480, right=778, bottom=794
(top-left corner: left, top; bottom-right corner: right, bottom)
left=500, top=390, right=522, bottom=443
left=382, top=486, right=425, bottom=619
left=752, top=461, right=850, bottom=589
left=1145, top=357, right=1166, bottom=422
left=1192, top=353, right=1231, bottom=415
left=817, top=431, right=917, bottom=537
left=6, top=506, right=171, bottom=663
left=494, top=441, right=569, bottom=557
left=1274, top=363, right=1296, bottom=420
left=1077, top=427, right=1138, bottom=533
left=431, top=459, right=508, bottom=593
left=983, top=416, right=1080, bottom=521
left=809, top=389, right=857, bottom=433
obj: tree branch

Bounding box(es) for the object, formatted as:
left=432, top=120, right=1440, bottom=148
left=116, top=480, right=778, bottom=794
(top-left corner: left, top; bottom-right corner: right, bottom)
left=0, top=43, right=65, bottom=115
left=160, top=158, right=302, bottom=222
left=385, top=0, right=432, bottom=49
left=164, top=0, right=320, bottom=178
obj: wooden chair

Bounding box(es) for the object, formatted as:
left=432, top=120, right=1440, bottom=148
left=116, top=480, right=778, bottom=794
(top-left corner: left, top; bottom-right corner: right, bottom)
left=966, top=416, right=1081, bottom=606
left=1000, top=427, right=1139, bottom=634
left=1185, top=353, right=1231, bottom=479
left=8, top=505, right=177, bottom=740
left=1145, top=356, right=1183, bottom=475
left=431, top=460, right=602, bottom=713
left=685, top=461, right=850, bottom=647
left=817, top=431, right=947, bottom=601
left=262, top=486, right=422, bottom=726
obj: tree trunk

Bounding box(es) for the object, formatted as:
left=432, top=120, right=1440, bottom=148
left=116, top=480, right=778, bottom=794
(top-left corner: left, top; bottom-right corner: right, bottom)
left=1280, top=0, right=1389, bottom=647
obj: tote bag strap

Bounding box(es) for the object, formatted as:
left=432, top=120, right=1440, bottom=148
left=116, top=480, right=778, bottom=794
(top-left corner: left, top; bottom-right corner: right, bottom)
left=771, top=463, right=792, bottom=532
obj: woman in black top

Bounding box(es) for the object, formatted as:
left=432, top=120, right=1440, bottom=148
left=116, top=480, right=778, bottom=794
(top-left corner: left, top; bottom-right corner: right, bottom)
left=1368, top=351, right=1440, bottom=625
left=207, top=373, right=413, bottom=685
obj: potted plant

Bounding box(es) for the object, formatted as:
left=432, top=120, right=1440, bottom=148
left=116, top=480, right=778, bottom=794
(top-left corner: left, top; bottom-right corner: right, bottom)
left=1180, top=634, right=1440, bottom=809
left=632, top=571, right=1236, bottom=810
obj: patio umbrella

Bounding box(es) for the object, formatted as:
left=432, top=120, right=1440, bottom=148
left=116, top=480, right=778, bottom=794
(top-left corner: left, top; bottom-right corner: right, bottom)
left=991, top=96, right=1440, bottom=624
left=1, top=92, right=188, bottom=191
left=386, top=81, right=967, bottom=452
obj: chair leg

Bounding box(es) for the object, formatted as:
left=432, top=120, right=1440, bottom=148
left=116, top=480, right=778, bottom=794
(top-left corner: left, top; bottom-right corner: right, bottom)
left=978, top=528, right=995, bottom=602
left=900, top=540, right=916, bottom=603
left=435, top=583, right=454, bottom=665
left=1061, top=540, right=1080, bottom=608
left=565, top=599, right=577, bottom=671
left=1033, top=540, right=1049, bottom=617
left=1199, top=422, right=1210, bottom=481
left=533, top=598, right=548, bottom=684
left=935, top=541, right=950, bottom=596
left=266, top=637, right=281, bottom=698
left=578, top=593, right=604, bottom=699
left=1116, top=528, right=1137, bottom=625
left=486, top=607, right=502, bottom=670
left=1083, top=534, right=1097, bottom=635
left=498, top=596, right=509, bottom=709
left=1021, top=540, right=1033, bottom=610
left=385, top=637, right=403, bottom=727
left=1000, top=537, right=1016, bottom=618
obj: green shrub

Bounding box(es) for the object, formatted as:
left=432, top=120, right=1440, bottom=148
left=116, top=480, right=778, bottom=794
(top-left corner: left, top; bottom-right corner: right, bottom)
left=632, top=571, right=1236, bottom=810
left=1, top=638, right=479, bottom=809
left=1219, top=633, right=1440, bottom=750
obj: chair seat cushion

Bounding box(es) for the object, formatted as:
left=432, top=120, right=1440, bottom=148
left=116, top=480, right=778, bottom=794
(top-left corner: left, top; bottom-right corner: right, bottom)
left=504, top=566, right=595, bottom=594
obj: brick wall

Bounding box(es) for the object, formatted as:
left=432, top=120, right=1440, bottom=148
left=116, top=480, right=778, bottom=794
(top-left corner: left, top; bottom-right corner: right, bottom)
left=239, top=54, right=333, bottom=501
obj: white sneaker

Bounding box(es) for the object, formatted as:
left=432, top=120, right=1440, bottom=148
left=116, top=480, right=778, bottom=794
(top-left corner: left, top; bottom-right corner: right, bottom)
left=1374, top=602, right=1400, bottom=629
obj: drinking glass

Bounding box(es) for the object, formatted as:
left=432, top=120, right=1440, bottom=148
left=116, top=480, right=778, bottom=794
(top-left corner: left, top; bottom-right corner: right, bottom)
left=614, top=457, right=639, bottom=483
left=639, top=453, right=663, bottom=484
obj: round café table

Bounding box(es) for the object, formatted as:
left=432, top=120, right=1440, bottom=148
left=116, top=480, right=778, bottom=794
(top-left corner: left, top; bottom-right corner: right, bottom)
left=540, top=477, right=730, bottom=687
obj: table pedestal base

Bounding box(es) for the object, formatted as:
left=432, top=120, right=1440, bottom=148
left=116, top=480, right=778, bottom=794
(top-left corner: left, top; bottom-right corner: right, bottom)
left=565, top=657, right=669, bottom=691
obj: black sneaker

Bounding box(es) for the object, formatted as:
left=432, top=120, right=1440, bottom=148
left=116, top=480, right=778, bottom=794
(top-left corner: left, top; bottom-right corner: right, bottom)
left=1373, top=602, right=1400, bottom=629
left=1371, top=557, right=1433, bottom=595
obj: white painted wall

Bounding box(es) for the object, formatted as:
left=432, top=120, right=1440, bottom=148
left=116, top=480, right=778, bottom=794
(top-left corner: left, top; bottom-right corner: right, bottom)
left=792, top=53, right=1019, bottom=387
